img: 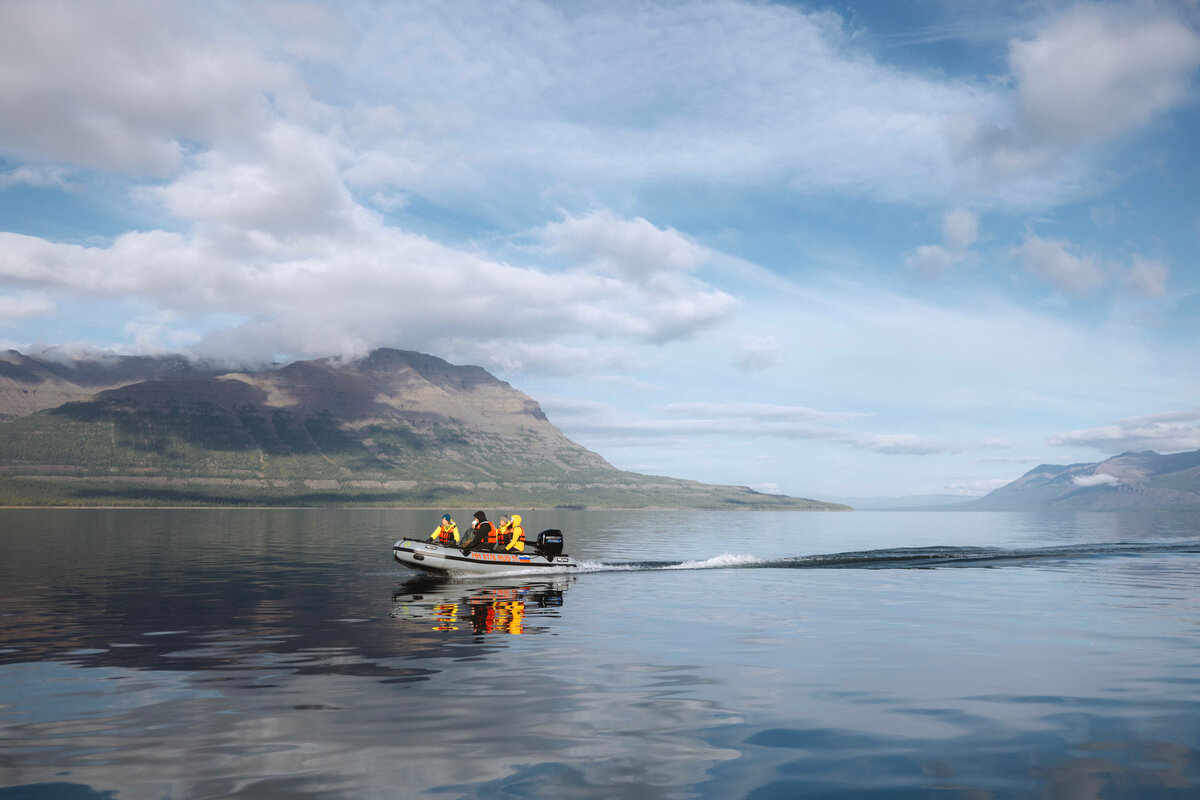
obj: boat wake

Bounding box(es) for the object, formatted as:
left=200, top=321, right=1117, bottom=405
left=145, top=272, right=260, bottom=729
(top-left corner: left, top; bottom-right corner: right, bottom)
left=575, top=540, right=1200, bottom=573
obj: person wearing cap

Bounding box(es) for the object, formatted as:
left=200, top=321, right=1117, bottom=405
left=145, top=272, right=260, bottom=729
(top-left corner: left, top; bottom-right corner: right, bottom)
left=430, top=514, right=459, bottom=545
left=495, top=515, right=512, bottom=546
left=501, top=514, right=526, bottom=552
left=463, top=511, right=497, bottom=551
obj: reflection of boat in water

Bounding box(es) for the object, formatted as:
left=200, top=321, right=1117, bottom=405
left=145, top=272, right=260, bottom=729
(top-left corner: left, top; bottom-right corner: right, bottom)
left=393, top=529, right=576, bottom=575
left=391, top=576, right=568, bottom=635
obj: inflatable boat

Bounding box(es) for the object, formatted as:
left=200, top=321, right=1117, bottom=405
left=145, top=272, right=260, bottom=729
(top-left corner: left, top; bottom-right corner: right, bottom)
left=393, top=528, right=577, bottom=575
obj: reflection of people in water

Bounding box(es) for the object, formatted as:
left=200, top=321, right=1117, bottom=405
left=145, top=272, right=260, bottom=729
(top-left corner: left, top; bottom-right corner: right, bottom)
left=429, top=514, right=459, bottom=545
left=468, top=588, right=526, bottom=634
left=432, top=602, right=458, bottom=631
left=392, top=580, right=564, bottom=634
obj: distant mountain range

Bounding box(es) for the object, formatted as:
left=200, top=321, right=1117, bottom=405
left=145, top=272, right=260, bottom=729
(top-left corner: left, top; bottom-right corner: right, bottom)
left=947, top=450, right=1200, bottom=511
left=0, top=348, right=846, bottom=509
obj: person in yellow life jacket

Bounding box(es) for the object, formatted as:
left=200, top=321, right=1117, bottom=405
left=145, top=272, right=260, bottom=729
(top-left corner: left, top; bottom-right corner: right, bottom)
left=430, top=514, right=459, bottom=545
left=503, top=514, right=526, bottom=552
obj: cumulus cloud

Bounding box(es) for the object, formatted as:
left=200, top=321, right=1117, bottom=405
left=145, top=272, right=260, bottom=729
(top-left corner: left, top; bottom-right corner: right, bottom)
left=1048, top=409, right=1200, bottom=454
left=0, top=203, right=735, bottom=366
left=1011, top=233, right=1106, bottom=295
left=958, top=6, right=1200, bottom=203
left=152, top=122, right=362, bottom=239
left=1010, top=7, right=1200, bottom=147
left=906, top=209, right=979, bottom=277
left=537, top=211, right=709, bottom=281
left=0, top=292, right=55, bottom=322
left=0, top=0, right=302, bottom=176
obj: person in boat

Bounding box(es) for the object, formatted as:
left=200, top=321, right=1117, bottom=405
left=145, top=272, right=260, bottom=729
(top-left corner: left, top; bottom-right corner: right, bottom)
left=463, top=511, right=498, bottom=551
left=429, top=514, right=460, bottom=545
left=495, top=515, right=512, bottom=545
left=499, top=513, right=526, bottom=552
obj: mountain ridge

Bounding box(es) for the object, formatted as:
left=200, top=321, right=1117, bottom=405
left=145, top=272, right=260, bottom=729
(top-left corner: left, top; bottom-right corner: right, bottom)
left=942, top=449, right=1200, bottom=511
left=0, top=348, right=846, bottom=509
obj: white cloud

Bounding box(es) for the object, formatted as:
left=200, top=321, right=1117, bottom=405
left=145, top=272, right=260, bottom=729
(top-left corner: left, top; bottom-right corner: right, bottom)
left=850, top=432, right=948, bottom=455
left=1124, top=255, right=1170, bottom=297
left=942, top=208, right=980, bottom=251
left=1048, top=409, right=1200, bottom=454
left=1010, top=7, right=1200, bottom=146
left=335, top=1, right=1016, bottom=209
left=0, top=165, right=70, bottom=190
left=731, top=334, right=783, bottom=372
left=663, top=402, right=871, bottom=423
left=1073, top=472, right=1121, bottom=487
left=906, top=209, right=979, bottom=277
left=0, top=1, right=303, bottom=176
left=0, top=202, right=735, bottom=364
left=536, top=210, right=709, bottom=280
left=956, top=6, right=1200, bottom=206
left=0, top=292, right=55, bottom=322
left=152, top=122, right=361, bottom=239
left=1011, top=233, right=1106, bottom=295
left=947, top=478, right=1012, bottom=494
left=541, top=396, right=963, bottom=456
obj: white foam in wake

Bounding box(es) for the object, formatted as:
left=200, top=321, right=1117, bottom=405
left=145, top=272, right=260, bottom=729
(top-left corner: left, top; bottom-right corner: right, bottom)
left=664, top=553, right=764, bottom=570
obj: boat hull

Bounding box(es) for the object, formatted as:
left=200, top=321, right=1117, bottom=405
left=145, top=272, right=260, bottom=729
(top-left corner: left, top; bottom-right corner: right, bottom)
left=393, top=538, right=576, bottom=575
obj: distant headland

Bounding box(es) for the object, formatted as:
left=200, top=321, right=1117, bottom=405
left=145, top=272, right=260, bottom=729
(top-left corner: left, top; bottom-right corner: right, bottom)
left=0, top=348, right=849, bottom=510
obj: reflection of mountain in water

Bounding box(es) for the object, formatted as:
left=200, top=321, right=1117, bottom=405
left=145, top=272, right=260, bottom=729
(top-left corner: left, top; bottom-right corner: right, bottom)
left=391, top=575, right=569, bottom=635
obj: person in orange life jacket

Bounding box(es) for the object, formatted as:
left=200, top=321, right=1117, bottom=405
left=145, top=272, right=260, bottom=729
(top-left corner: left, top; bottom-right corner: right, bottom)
left=495, top=515, right=512, bottom=545
left=429, top=514, right=459, bottom=545
left=501, top=514, right=525, bottom=552
left=463, top=511, right=497, bottom=552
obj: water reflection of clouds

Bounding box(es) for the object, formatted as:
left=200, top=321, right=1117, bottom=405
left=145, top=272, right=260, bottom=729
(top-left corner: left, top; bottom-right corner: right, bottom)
left=1, top=642, right=741, bottom=799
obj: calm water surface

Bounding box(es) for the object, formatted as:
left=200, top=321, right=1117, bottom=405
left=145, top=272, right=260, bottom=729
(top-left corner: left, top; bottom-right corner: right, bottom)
left=2, top=508, right=1199, bottom=798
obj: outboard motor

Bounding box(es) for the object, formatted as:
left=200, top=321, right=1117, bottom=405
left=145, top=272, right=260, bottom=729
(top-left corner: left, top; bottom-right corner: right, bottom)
left=537, top=529, right=564, bottom=556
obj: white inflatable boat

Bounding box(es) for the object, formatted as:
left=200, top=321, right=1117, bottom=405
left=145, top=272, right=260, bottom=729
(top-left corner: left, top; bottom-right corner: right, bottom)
left=393, top=528, right=577, bottom=575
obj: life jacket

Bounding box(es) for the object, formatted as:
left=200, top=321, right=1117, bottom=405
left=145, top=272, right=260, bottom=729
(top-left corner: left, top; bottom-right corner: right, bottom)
left=507, top=516, right=525, bottom=551
left=434, top=523, right=457, bottom=544
left=476, top=520, right=497, bottom=544
left=496, top=522, right=513, bottom=546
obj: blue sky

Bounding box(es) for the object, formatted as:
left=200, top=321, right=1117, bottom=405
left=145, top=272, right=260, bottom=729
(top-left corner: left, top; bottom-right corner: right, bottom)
left=1, top=0, right=1199, bottom=501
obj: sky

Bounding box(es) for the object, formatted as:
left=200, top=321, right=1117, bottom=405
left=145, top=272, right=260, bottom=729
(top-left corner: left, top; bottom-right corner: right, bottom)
left=1, top=0, right=1199, bottom=502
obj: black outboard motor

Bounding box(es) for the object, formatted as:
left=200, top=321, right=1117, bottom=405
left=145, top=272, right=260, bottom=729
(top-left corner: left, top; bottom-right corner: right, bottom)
left=537, top=529, right=564, bottom=556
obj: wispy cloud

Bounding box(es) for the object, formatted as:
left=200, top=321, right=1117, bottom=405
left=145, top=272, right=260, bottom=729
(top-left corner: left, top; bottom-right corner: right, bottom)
left=1048, top=409, right=1200, bottom=454
left=543, top=397, right=1004, bottom=457
left=1073, top=473, right=1121, bottom=487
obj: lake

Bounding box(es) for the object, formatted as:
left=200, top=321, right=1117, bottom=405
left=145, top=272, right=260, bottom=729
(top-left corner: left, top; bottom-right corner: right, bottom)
left=2, top=508, right=1199, bottom=798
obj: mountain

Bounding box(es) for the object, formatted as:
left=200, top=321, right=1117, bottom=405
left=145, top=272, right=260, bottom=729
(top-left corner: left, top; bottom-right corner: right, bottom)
left=948, top=450, right=1200, bottom=511
left=0, top=348, right=847, bottom=509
